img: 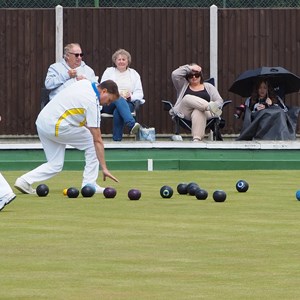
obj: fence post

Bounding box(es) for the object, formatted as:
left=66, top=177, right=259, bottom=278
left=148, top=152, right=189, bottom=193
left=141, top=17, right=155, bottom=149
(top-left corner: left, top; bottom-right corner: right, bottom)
left=210, top=5, right=218, bottom=88
left=55, top=5, right=63, bottom=62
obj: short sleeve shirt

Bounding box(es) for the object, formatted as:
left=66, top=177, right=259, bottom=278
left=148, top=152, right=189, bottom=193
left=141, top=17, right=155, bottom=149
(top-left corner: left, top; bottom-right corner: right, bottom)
left=37, top=80, right=101, bottom=136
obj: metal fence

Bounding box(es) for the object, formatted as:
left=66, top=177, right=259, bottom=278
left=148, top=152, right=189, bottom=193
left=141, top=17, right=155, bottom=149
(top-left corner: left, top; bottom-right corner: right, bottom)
left=1, top=0, right=300, bottom=8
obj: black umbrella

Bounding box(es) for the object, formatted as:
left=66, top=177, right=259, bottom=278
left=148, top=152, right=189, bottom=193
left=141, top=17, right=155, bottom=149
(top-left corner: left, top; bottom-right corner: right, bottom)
left=229, top=66, right=300, bottom=97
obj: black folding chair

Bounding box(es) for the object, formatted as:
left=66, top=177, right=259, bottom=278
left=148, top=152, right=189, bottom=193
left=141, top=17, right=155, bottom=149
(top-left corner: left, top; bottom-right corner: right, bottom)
left=162, top=99, right=231, bottom=141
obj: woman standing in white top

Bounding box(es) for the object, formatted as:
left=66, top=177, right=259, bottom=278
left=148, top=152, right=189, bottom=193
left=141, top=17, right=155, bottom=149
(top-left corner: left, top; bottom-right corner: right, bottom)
left=101, top=49, right=144, bottom=141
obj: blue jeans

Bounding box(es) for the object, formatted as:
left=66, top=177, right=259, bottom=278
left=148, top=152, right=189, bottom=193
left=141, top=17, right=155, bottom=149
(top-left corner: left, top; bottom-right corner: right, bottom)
left=101, top=97, right=135, bottom=141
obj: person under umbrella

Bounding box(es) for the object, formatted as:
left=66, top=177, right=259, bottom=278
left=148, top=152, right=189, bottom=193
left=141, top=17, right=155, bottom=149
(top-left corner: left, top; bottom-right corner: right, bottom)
left=236, top=78, right=300, bottom=141
left=229, top=66, right=300, bottom=97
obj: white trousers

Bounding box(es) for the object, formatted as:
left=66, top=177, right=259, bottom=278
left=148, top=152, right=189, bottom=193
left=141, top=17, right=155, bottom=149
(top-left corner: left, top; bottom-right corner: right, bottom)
left=21, top=124, right=99, bottom=187
left=0, top=172, right=14, bottom=200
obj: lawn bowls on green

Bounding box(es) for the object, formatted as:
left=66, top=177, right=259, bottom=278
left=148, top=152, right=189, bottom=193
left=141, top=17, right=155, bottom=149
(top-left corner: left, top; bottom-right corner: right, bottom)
left=128, top=189, right=142, bottom=200
left=81, top=184, right=96, bottom=198
left=187, top=182, right=200, bottom=196
left=103, top=187, right=117, bottom=199
left=36, top=184, right=49, bottom=197
left=236, top=180, right=249, bottom=192
left=177, top=183, right=188, bottom=195
left=160, top=185, right=173, bottom=198
left=195, top=189, right=208, bottom=200
left=67, top=187, right=79, bottom=198
left=213, top=190, right=227, bottom=202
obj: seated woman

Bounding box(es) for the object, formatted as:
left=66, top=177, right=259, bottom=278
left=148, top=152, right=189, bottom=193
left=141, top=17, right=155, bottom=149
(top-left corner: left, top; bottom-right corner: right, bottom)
left=236, top=79, right=299, bottom=140
left=169, top=63, right=224, bottom=142
left=100, top=49, right=144, bottom=141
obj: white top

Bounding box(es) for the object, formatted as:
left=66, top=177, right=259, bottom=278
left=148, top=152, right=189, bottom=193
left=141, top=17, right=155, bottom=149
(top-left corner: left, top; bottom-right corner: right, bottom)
left=100, top=67, right=145, bottom=104
left=115, top=69, right=132, bottom=94
left=37, top=80, right=101, bottom=136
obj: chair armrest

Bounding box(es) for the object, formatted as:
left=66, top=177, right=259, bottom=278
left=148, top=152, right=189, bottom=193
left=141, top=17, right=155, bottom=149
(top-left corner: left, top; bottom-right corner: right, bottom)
left=132, top=99, right=145, bottom=112
left=133, top=101, right=141, bottom=112
left=162, top=100, right=174, bottom=111
left=221, top=100, right=232, bottom=109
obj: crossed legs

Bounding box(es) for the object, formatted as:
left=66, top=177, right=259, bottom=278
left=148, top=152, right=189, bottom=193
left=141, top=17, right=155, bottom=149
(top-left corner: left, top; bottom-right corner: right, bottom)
left=174, top=95, right=212, bottom=140
left=102, top=97, right=136, bottom=141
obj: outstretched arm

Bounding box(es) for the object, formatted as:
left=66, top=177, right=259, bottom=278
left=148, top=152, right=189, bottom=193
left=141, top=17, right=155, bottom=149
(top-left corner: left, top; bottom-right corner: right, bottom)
left=89, top=127, right=119, bottom=183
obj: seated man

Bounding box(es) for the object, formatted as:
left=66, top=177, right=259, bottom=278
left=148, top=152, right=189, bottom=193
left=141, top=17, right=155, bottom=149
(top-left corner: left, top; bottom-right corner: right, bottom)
left=45, top=43, right=97, bottom=101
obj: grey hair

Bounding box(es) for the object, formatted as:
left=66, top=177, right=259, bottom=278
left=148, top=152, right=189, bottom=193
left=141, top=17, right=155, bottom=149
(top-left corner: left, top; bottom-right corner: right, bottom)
left=63, top=43, right=81, bottom=59
left=112, top=49, right=132, bottom=67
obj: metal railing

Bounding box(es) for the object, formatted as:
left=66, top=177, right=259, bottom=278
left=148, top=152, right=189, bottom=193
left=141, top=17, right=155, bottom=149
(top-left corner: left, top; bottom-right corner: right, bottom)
left=1, top=0, right=300, bottom=8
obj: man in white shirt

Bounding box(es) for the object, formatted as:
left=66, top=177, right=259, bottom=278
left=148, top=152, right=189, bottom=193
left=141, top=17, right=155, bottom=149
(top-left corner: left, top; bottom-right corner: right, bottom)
left=15, top=79, right=119, bottom=195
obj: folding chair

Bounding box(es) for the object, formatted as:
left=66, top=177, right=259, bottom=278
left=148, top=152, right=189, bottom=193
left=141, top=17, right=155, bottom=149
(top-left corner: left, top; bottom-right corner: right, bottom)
left=162, top=100, right=231, bottom=141
left=162, top=78, right=231, bottom=141
left=162, top=78, right=232, bottom=141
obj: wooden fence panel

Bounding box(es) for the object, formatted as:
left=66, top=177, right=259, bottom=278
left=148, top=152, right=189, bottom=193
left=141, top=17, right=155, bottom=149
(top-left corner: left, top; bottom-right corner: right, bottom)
left=219, top=8, right=300, bottom=134
left=0, top=8, right=55, bottom=135
left=62, top=8, right=210, bottom=134
left=0, top=8, right=299, bottom=136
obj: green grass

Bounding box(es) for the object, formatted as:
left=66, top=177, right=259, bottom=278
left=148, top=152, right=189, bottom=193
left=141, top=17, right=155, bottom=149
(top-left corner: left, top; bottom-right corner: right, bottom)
left=1, top=170, right=300, bottom=300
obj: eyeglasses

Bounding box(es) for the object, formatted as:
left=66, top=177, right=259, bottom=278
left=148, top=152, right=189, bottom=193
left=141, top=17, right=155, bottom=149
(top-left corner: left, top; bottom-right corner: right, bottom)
left=69, top=52, right=84, bottom=58
left=187, top=73, right=201, bottom=79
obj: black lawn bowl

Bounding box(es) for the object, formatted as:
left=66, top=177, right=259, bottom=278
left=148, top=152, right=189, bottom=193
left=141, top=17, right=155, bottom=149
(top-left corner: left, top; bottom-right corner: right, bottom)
left=213, top=190, right=227, bottom=202
left=128, top=189, right=142, bottom=200
left=177, top=183, right=188, bottom=195
left=160, top=185, right=174, bottom=198
left=236, top=180, right=249, bottom=193
left=36, top=184, right=49, bottom=197
left=187, top=182, right=199, bottom=190
left=103, top=187, right=117, bottom=199
left=67, top=187, right=79, bottom=198
left=187, top=183, right=200, bottom=196
left=81, top=185, right=96, bottom=197
left=195, top=189, right=208, bottom=200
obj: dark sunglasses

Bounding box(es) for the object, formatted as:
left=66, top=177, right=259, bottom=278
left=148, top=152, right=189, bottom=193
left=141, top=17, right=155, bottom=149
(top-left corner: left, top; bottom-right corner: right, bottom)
left=187, top=73, right=201, bottom=79
left=69, top=52, right=84, bottom=58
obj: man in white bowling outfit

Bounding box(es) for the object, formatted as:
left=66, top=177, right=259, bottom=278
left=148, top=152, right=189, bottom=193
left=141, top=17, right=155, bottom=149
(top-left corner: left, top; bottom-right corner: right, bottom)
left=15, top=79, right=119, bottom=195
